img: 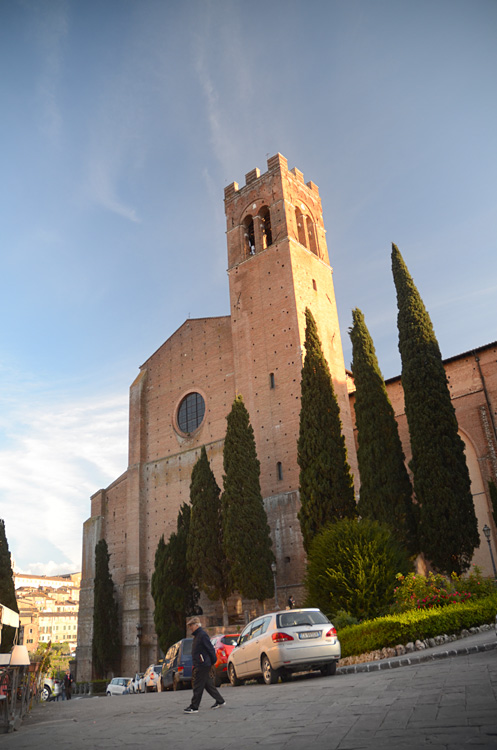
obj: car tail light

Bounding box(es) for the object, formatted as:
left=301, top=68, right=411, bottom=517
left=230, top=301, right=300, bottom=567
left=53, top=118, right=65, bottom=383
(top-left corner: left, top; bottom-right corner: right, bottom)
left=325, top=627, right=337, bottom=638
left=271, top=632, right=294, bottom=643
left=177, top=666, right=184, bottom=672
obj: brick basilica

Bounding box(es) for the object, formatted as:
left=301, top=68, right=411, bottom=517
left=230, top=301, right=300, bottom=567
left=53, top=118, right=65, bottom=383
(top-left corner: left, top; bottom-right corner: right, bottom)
left=76, top=154, right=497, bottom=680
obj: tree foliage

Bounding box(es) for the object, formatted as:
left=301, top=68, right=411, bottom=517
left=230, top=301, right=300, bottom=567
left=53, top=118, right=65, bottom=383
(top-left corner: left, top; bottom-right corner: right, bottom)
left=391, top=243, right=479, bottom=574
left=297, top=308, right=356, bottom=551
left=92, top=539, right=120, bottom=678
left=151, top=503, right=200, bottom=655
left=222, top=395, right=274, bottom=602
left=349, top=307, right=418, bottom=553
left=0, top=519, right=19, bottom=653
left=305, top=518, right=411, bottom=620
left=187, top=446, right=231, bottom=606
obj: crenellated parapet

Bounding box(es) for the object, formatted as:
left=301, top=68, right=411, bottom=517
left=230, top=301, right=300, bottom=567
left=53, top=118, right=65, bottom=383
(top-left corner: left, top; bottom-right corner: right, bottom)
left=224, top=153, right=327, bottom=269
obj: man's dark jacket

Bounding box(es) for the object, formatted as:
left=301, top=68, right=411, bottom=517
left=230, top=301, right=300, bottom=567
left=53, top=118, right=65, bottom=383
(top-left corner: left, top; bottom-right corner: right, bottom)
left=191, top=626, right=216, bottom=668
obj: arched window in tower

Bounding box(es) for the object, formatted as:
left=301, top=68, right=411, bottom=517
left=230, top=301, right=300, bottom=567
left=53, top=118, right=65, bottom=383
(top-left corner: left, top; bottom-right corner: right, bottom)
left=295, top=208, right=307, bottom=248
left=259, top=206, right=272, bottom=249
left=306, top=216, right=318, bottom=256
left=243, top=215, right=256, bottom=257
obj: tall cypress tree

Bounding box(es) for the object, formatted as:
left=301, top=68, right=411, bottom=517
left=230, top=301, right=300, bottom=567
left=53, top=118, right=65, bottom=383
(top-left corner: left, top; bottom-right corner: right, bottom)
left=92, top=539, right=120, bottom=678
left=187, top=446, right=231, bottom=625
left=391, top=243, right=479, bottom=574
left=151, top=503, right=200, bottom=655
left=349, top=307, right=418, bottom=553
left=297, top=308, right=356, bottom=552
left=222, top=395, right=274, bottom=603
left=0, top=519, right=19, bottom=653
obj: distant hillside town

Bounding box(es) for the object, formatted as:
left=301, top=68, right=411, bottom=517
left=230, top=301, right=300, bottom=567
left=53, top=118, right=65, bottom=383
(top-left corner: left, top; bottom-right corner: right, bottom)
left=15, top=572, right=81, bottom=653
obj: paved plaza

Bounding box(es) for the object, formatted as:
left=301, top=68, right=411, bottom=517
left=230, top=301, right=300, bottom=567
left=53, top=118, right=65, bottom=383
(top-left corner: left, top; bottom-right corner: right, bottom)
left=3, top=632, right=497, bottom=749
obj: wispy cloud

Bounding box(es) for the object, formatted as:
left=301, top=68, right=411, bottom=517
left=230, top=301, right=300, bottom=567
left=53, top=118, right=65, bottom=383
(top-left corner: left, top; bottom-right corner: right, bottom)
left=24, top=0, right=68, bottom=145
left=0, top=380, right=128, bottom=575
left=87, top=157, right=141, bottom=223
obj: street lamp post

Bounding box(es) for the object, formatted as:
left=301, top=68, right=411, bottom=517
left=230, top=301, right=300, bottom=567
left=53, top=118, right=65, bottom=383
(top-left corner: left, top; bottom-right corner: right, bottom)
left=271, top=562, right=278, bottom=608
left=482, top=525, right=497, bottom=579
left=136, top=623, right=143, bottom=672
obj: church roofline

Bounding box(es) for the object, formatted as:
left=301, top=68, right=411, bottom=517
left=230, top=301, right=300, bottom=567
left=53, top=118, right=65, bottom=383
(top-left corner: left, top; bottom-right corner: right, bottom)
left=140, top=314, right=231, bottom=369
left=383, top=340, right=497, bottom=385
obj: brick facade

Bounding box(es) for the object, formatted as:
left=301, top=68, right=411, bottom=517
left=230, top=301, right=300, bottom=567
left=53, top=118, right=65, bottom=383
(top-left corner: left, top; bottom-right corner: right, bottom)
left=76, top=154, right=497, bottom=681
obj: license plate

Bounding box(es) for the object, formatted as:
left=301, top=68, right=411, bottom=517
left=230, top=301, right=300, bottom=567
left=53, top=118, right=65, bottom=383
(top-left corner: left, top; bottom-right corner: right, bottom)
left=299, top=630, right=321, bottom=639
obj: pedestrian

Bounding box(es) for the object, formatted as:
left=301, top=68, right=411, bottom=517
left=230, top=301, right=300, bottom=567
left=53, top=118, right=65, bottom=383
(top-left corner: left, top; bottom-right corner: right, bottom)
left=184, top=617, right=225, bottom=713
left=287, top=595, right=295, bottom=609
left=63, top=670, right=74, bottom=700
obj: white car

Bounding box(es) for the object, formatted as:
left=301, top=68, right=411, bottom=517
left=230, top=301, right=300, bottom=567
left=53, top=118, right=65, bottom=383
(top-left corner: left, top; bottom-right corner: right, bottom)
left=106, top=677, right=132, bottom=696
left=139, top=664, right=162, bottom=693
left=227, top=608, right=341, bottom=685
left=129, top=672, right=144, bottom=693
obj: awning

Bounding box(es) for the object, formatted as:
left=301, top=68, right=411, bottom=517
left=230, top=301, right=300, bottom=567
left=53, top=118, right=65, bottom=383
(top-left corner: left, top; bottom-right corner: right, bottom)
left=0, top=604, right=20, bottom=629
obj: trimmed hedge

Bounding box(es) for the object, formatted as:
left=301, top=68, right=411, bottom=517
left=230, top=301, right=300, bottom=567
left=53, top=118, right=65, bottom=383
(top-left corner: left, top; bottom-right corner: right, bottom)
left=339, top=593, right=497, bottom=658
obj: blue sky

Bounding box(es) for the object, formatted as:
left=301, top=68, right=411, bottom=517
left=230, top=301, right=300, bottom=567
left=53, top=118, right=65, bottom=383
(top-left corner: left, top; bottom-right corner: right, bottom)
left=1, top=0, right=496, bottom=576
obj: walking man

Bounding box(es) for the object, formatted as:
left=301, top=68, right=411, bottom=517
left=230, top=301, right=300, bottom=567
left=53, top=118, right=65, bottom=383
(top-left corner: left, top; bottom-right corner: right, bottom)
left=184, top=617, right=225, bottom=713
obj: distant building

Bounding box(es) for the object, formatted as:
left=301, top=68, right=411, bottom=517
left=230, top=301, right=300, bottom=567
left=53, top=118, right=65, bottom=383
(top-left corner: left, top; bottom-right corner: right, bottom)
left=16, top=573, right=80, bottom=652
left=77, top=154, right=497, bottom=681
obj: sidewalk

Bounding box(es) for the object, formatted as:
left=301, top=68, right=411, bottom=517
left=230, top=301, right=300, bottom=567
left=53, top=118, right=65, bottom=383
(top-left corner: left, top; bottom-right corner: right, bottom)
left=338, top=625, right=497, bottom=673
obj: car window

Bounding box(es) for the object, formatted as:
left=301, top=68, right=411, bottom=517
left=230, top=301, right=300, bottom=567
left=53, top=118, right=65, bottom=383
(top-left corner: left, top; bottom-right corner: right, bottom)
left=238, top=623, right=252, bottom=645
left=154, top=665, right=161, bottom=674
left=277, top=610, right=330, bottom=628
left=181, top=639, right=193, bottom=656
left=221, top=635, right=239, bottom=646
left=250, top=616, right=271, bottom=638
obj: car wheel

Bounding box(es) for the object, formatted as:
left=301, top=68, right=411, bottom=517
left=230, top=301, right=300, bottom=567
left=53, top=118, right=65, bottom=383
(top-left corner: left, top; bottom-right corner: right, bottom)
left=106, top=691, right=112, bottom=696
left=172, top=674, right=183, bottom=691
left=228, top=662, right=242, bottom=687
left=261, top=655, right=278, bottom=685
left=320, top=662, right=337, bottom=677
left=41, top=686, right=51, bottom=702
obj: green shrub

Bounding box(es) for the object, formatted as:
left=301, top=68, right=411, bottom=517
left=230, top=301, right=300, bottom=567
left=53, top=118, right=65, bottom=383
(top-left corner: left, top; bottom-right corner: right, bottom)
left=305, top=518, right=411, bottom=620
left=90, top=679, right=108, bottom=695
left=393, top=567, right=496, bottom=612
left=331, top=610, right=360, bottom=630
left=339, top=593, right=497, bottom=657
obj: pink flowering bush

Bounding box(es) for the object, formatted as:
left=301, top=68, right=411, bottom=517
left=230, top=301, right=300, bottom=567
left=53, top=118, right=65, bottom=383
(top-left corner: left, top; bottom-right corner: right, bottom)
left=393, top=567, right=495, bottom=612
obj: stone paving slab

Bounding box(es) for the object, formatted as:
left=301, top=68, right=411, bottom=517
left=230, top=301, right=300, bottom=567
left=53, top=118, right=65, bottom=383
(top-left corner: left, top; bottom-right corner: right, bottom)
left=2, top=630, right=496, bottom=749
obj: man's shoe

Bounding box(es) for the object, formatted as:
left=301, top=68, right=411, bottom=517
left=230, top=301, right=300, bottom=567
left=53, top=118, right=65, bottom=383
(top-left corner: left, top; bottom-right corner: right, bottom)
left=184, top=706, right=198, bottom=713
left=211, top=700, right=226, bottom=709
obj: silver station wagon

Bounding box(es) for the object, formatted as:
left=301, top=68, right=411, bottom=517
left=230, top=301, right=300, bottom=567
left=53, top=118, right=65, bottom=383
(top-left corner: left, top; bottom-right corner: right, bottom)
left=227, top=608, right=341, bottom=685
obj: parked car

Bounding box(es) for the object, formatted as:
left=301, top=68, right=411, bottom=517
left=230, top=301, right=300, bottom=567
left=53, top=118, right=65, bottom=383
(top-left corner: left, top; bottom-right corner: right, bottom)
left=211, top=633, right=240, bottom=686
left=106, top=677, right=132, bottom=696
left=128, top=672, right=144, bottom=693
left=140, top=664, right=162, bottom=693
left=161, top=638, right=193, bottom=691
left=40, top=677, right=60, bottom=701
left=227, top=608, right=340, bottom=686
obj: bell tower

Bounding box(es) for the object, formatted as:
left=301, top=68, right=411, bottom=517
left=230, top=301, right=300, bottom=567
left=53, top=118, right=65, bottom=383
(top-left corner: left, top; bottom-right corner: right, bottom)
left=224, top=154, right=357, bottom=569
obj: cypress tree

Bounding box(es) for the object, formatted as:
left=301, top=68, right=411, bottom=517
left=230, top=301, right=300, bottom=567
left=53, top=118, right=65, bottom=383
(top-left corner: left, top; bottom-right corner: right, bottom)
left=222, top=395, right=274, bottom=603
left=297, top=308, right=356, bottom=552
left=92, top=539, right=120, bottom=678
left=151, top=504, right=200, bottom=655
left=0, top=519, right=19, bottom=653
left=349, top=307, right=418, bottom=553
left=391, top=243, right=479, bottom=574
left=187, top=446, right=231, bottom=625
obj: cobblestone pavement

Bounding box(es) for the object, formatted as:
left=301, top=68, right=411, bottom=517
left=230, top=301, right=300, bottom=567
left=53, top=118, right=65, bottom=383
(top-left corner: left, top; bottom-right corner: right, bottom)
left=3, top=631, right=497, bottom=750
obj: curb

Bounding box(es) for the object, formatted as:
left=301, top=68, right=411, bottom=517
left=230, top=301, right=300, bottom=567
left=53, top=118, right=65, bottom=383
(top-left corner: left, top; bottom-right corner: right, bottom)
left=337, top=639, right=497, bottom=674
